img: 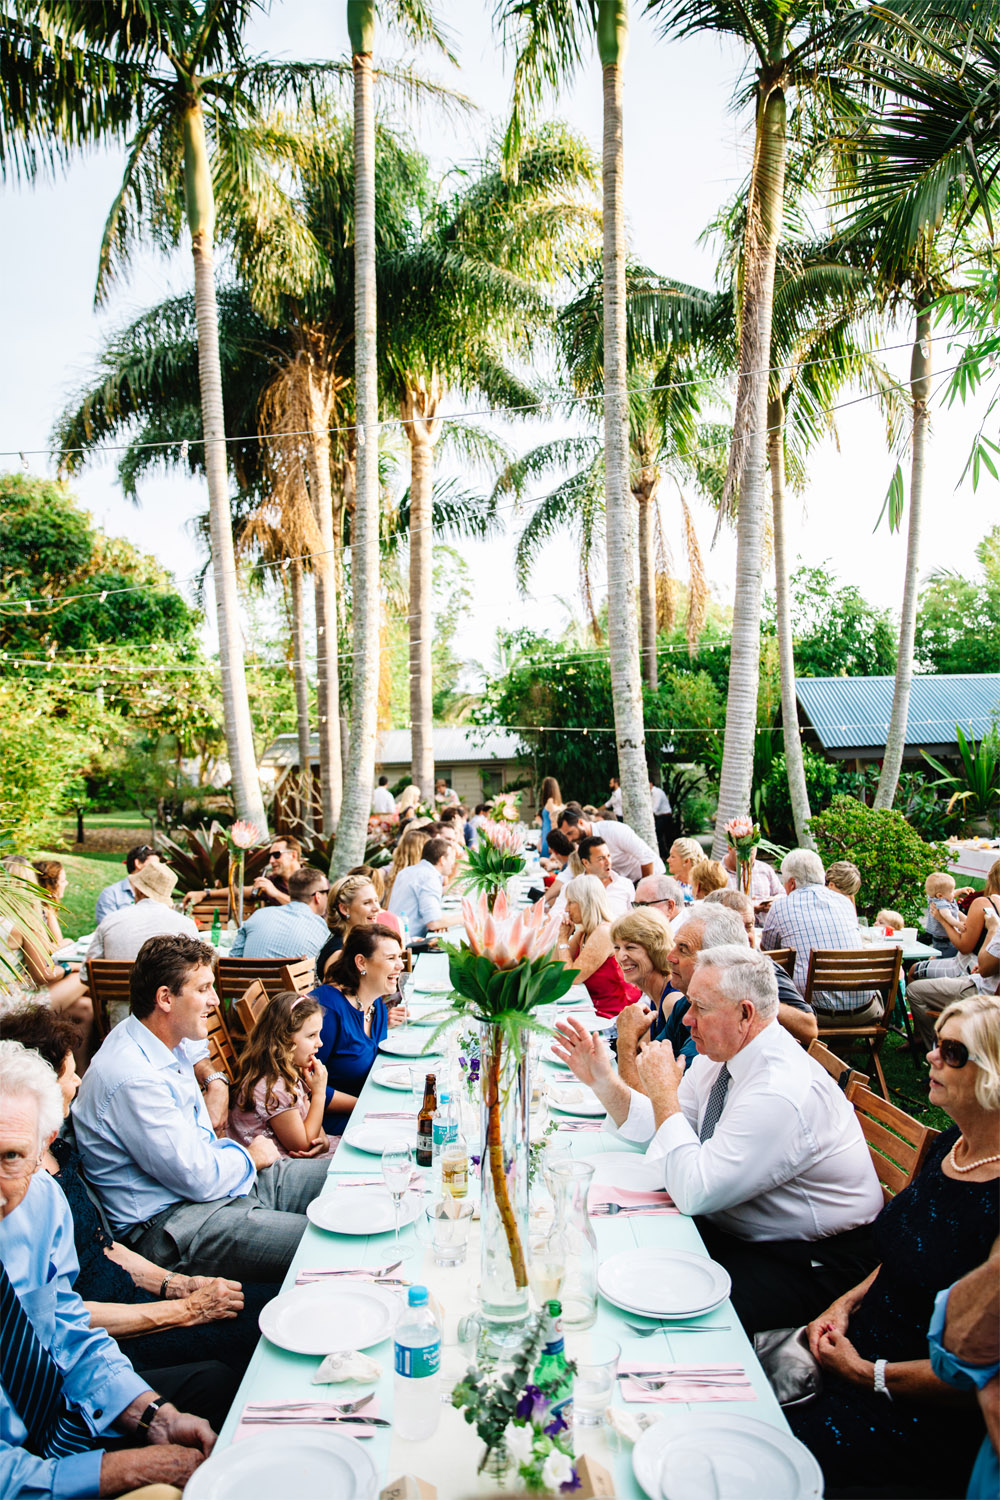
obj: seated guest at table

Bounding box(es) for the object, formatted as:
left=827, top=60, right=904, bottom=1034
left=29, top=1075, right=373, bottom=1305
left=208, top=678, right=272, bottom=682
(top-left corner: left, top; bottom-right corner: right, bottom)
left=185, top=837, right=303, bottom=915
left=316, top=873, right=382, bottom=979
left=825, top=858, right=861, bottom=909
left=540, top=826, right=573, bottom=875
left=666, top=837, right=702, bottom=900
left=88, top=862, right=199, bottom=963
left=383, top=825, right=431, bottom=905
left=555, top=945, right=882, bottom=1336
left=73, top=935, right=332, bottom=1282
left=689, top=857, right=727, bottom=903
left=927, top=1244, right=1000, bottom=1500
left=577, top=834, right=635, bottom=917
left=920, top=869, right=967, bottom=961
left=910, top=863, right=1000, bottom=992
left=0, top=1040, right=223, bottom=1498
left=386, top=836, right=458, bottom=942
left=557, top=806, right=664, bottom=883
left=632, top=873, right=684, bottom=926
left=723, top=844, right=784, bottom=908
left=0, top=1006, right=274, bottom=1383
left=556, top=876, right=641, bottom=1020
left=609, top=907, right=692, bottom=1085
left=311, top=925, right=407, bottom=1133
left=33, top=860, right=69, bottom=949
left=788, top=997, right=1000, bottom=1500
left=440, top=803, right=474, bottom=849
left=703, top=889, right=818, bottom=1044
left=229, top=865, right=330, bottom=960
left=229, top=991, right=337, bottom=1158
left=907, top=905, right=1000, bottom=1052
left=1, top=856, right=92, bottom=1029
left=95, top=844, right=161, bottom=925
left=761, top=848, right=876, bottom=1026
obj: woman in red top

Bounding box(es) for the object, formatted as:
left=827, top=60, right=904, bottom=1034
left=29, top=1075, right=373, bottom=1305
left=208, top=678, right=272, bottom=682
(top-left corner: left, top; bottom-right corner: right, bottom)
left=556, top=874, right=641, bottom=1018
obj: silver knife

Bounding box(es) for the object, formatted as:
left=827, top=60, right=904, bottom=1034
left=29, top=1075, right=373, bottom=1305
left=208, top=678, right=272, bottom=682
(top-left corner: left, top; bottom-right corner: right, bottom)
left=241, top=1415, right=391, bottom=1427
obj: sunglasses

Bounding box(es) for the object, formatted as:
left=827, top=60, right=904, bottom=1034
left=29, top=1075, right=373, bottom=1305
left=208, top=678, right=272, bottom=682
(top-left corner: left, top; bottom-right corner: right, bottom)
left=268, top=849, right=286, bottom=859
left=933, top=1037, right=982, bottom=1069
left=633, top=898, right=669, bottom=908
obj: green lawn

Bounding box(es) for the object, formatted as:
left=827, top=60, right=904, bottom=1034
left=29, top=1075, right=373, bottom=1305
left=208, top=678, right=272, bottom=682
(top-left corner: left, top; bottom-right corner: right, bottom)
left=31, top=848, right=124, bottom=940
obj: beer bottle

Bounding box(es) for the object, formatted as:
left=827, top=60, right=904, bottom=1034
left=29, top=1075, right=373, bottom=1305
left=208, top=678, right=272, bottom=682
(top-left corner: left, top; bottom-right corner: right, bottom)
left=416, top=1073, right=437, bottom=1167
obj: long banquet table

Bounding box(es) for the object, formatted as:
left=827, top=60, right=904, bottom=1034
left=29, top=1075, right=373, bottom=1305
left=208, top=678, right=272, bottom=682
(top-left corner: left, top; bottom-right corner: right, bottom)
left=210, top=940, right=790, bottom=1499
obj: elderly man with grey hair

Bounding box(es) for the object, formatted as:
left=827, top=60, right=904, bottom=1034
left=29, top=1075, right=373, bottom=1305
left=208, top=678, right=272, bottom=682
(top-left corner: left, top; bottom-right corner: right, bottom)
left=0, top=1041, right=217, bottom=1500
left=554, top=945, right=882, bottom=1335
left=760, top=847, right=876, bottom=1025
left=632, top=872, right=685, bottom=925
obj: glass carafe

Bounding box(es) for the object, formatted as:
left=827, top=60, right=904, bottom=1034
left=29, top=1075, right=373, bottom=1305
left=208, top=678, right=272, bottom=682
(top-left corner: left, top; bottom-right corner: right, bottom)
left=546, top=1160, right=598, bottom=1329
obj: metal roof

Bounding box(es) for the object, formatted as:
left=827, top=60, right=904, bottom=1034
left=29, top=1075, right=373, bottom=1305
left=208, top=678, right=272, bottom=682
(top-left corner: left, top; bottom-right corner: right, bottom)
left=260, top=726, right=525, bottom=770
left=794, top=674, right=1000, bottom=755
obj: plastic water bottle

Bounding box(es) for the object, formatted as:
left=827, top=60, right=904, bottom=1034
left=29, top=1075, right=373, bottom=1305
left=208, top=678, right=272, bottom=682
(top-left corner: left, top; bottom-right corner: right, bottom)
left=393, top=1286, right=441, bottom=1439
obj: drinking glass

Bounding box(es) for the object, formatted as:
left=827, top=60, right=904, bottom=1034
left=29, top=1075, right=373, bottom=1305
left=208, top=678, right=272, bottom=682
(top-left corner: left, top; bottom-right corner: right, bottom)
left=420, top=1199, right=475, bottom=1266
left=381, top=1140, right=415, bottom=1261
left=570, top=1334, right=620, bottom=1426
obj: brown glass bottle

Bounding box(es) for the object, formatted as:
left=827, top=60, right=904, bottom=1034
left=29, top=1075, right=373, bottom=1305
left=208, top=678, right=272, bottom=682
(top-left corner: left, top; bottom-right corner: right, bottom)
left=416, top=1073, right=437, bottom=1167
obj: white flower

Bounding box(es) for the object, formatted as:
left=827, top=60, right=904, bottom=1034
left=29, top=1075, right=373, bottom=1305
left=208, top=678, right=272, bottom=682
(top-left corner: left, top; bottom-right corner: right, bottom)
left=541, top=1449, right=575, bottom=1491
left=504, top=1421, right=536, bottom=1467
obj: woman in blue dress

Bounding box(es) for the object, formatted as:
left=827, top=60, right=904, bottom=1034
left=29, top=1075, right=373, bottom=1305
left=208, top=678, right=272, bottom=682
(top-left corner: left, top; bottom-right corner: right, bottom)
left=538, top=775, right=562, bottom=859
left=310, top=923, right=407, bottom=1134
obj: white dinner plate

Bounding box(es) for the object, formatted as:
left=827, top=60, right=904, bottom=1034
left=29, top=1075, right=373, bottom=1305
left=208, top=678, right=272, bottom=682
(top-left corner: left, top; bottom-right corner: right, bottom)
left=184, top=1430, right=377, bottom=1500
left=307, top=1185, right=421, bottom=1235
left=598, top=1248, right=731, bottom=1319
left=342, top=1118, right=423, bottom=1155
left=547, top=1083, right=606, bottom=1117
left=545, top=1044, right=571, bottom=1068
left=583, top=1151, right=668, bottom=1191
left=403, top=1007, right=448, bottom=1027
left=258, top=1281, right=398, bottom=1355
left=632, top=1412, right=823, bottom=1500
left=558, top=1009, right=614, bottom=1032
left=372, top=1063, right=417, bottom=1091
left=377, top=1031, right=443, bottom=1058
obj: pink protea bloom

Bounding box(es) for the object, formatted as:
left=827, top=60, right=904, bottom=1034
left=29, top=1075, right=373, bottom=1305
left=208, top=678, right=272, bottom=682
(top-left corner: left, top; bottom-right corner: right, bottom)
left=229, top=820, right=261, bottom=850
left=462, top=889, right=561, bottom=969
left=725, top=815, right=755, bottom=839
left=481, top=821, right=525, bottom=855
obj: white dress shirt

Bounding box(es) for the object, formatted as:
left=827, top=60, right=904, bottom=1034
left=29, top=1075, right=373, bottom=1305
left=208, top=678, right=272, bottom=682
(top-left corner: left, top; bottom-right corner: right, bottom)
left=87, top=899, right=199, bottom=961
left=607, top=1020, right=883, bottom=1242
left=372, top=785, right=395, bottom=813
left=650, top=785, right=671, bottom=816
left=387, top=861, right=444, bottom=939
left=602, top=872, right=635, bottom=917
left=605, top=787, right=623, bottom=818
left=591, top=818, right=664, bottom=882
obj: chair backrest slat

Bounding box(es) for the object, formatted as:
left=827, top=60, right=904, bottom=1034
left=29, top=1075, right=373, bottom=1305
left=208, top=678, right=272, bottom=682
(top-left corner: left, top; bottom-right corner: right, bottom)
left=807, top=1038, right=869, bottom=1092
left=235, top=979, right=269, bottom=1037
left=215, top=956, right=309, bottom=1003
left=280, top=958, right=316, bottom=995
left=85, top=960, right=135, bottom=1039
left=205, top=1005, right=238, bottom=1083
left=847, top=1081, right=935, bottom=1200
left=768, top=947, right=796, bottom=979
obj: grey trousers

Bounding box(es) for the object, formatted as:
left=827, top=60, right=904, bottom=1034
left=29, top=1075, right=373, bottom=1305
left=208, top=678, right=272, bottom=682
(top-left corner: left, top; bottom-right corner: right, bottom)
left=906, top=975, right=979, bottom=1050
left=127, top=1153, right=332, bottom=1281
left=812, top=995, right=884, bottom=1028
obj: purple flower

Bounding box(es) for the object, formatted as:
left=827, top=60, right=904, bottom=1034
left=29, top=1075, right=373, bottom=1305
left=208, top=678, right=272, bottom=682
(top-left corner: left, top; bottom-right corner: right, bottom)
left=560, top=1468, right=582, bottom=1493
left=544, top=1410, right=568, bottom=1438
left=514, top=1384, right=548, bottom=1423
left=471, top=1153, right=481, bottom=1167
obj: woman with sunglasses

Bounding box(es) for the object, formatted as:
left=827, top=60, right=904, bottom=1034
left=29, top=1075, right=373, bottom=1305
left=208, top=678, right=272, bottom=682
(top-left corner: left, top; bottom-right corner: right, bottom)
left=787, top=996, right=1000, bottom=1498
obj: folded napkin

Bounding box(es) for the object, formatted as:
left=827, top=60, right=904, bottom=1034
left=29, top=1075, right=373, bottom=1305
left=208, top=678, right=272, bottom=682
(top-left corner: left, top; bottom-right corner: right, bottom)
left=618, top=1362, right=755, bottom=1403
left=295, top=1267, right=391, bottom=1284
left=588, top=1184, right=678, bottom=1214
left=377, top=1064, right=413, bottom=1084
left=335, top=1172, right=424, bottom=1189
left=314, top=1351, right=382, bottom=1384
left=234, top=1396, right=381, bottom=1441
left=552, top=1118, right=603, bottom=1133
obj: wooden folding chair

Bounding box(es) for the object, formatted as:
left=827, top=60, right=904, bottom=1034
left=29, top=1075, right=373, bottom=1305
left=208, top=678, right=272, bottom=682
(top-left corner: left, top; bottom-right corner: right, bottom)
left=804, top=947, right=903, bottom=1097
left=808, top=1037, right=870, bottom=1093
left=235, top=978, right=269, bottom=1037
left=767, top=947, right=796, bottom=979
left=189, top=889, right=230, bottom=930
left=214, top=956, right=309, bottom=1005
left=85, top=960, right=134, bottom=1040
left=847, top=1081, right=938, bottom=1201
left=205, top=1004, right=239, bottom=1084
left=280, top=957, right=316, bottom=995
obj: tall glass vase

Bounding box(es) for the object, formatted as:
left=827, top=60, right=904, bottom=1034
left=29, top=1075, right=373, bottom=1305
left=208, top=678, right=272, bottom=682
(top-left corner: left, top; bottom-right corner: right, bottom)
left=227, top=852, right=245, bottom=927
left=479, top=1020, right=530, bottom=1326
left=737, top=851, right=755, bottom=898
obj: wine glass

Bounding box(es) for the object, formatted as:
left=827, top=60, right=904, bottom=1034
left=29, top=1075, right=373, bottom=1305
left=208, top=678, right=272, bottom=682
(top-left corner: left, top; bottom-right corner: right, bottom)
left=381, top=1140, right=415, bottom=1262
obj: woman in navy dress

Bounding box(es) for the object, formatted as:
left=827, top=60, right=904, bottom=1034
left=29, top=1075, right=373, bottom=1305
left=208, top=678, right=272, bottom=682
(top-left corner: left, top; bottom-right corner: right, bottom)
left=310, top=922, right=407, bottom=1133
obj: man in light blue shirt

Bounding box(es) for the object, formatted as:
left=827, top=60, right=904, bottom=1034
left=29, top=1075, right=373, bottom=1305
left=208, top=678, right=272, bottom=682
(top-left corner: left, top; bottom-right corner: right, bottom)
left=94, top=844, right=159, bottom=926
left=761, top=848, right=877, bottom=1019
left=73, top=933, right=331, bottom=1280
left=229, top=865, right=330, bottom=959
left=387, top=836, right=458, bottom=940
left=0, top=1041, right=215, bottom=1500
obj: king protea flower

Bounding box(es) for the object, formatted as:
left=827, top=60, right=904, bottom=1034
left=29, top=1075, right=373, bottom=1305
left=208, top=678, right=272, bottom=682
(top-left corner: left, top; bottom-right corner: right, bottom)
left=462, top=889, right=561, bottom=969
left=480, top=820, right=524, bottom=856
left=725, top=815, right=755, bottom=839
left=229, top=819, right=261, bottom=850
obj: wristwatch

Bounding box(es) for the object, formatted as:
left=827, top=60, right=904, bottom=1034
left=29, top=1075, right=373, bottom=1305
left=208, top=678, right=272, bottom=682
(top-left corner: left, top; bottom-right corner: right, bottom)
left=135, top=1397, right=165, bottom=1440
left=200, top=1071, right=229, bottom=1089
left=873, top=1358, right=892, bottom=1400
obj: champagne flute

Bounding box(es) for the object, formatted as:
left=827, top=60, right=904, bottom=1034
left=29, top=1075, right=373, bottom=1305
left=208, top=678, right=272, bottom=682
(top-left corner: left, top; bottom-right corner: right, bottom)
left=381, top=1140, right=415, bottom=1262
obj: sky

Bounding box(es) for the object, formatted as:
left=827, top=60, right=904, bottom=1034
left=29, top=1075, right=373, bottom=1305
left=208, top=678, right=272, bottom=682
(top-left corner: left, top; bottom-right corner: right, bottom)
left=1, top=1, right=995, bottom=691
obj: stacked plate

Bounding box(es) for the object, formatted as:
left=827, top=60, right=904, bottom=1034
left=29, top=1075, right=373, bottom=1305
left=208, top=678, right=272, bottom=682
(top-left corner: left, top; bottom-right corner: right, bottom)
left=598, top=1247, right=731, bottom=1320
left=547, top=1081, right=605, bottom=1117
left=258, top=1281, right=398, bottom=1355
left=632, top=1413, right=823, bottom=1500
left=184, top=1432, right=378, bottom=1500
left=307, top=1185, right=421, bottom=1236
left=342, top=1118, right=419, bottom=1155
left=377, top=1032, right=443, bottom=1059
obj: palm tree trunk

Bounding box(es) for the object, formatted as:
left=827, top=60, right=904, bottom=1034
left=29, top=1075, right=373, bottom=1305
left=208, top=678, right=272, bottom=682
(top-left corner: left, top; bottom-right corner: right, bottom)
left=599, top=4, right=656, bottom=849
left=405, top=402, right=437, bottom=804
left=768, top=391, right=813, bottom=847
left=636, top=480, right=658, bottom=692
left=338, top=9, right=381, bottom=872
left=289, top=554, right=313, bottom=834
left=711, top=83, right=786, bottom=857
left=183, top=100, right=267, bottom=834
left=304, top=374, right=343, bottom=832
left=875, top=304, right=931, bottom=809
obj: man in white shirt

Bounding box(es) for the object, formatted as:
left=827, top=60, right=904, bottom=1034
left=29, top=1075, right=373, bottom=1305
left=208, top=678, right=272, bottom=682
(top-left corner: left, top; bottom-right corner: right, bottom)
left=557, top=807, right=664, bottom=883
left=603, top=776, right=623, bottom=819
left=577, top=835, right=634, bottom=917
left=649, top=780, right=671, bottom=859
left=94, top=844, right=161, bottom=926
left=554, top=945, right=882, bottom=1335
left=372, top=776, right=395, bottom=814
left=88, top=863, right=199, bottom=962
left=386, top=837, right=458, bottom=940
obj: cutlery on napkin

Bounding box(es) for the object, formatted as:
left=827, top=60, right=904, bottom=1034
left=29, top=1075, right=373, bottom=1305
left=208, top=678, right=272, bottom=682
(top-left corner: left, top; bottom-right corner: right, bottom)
left=588, top=1185, right=677, bottom=1215
left=552, top=1119, right=603, bottom=1133
left=618, top=1361, right=755, bottom=1403
left=234, top=1399, right=385, bottom=1440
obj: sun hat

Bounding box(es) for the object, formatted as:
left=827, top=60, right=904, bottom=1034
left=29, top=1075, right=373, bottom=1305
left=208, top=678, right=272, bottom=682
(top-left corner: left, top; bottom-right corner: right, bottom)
left=130, top=862, right=178, bottom=905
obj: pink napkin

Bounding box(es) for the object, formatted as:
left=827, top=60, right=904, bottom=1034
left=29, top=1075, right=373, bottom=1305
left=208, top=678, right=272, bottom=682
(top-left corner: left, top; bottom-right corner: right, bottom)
left=618, top=1362, right=755, bottom=1403
left=234, top=1398, right=382, bottom=1440
left=552, top=1118, right=603, bottom=1132
left=295, top=1268, right=387, bottom=1284
left=588, top=1184, right=678, bottom=1213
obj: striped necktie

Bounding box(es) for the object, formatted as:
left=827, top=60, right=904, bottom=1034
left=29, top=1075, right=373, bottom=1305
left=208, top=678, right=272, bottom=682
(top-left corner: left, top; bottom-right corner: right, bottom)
left=0, top=1259, right=94, bottom=1458
left=699, top=1063, right=731, bottom=1143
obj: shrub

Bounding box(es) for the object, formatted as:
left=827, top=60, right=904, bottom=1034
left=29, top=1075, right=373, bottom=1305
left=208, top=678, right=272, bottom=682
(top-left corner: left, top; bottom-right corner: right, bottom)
left=808, top=795, right=953, bottom=923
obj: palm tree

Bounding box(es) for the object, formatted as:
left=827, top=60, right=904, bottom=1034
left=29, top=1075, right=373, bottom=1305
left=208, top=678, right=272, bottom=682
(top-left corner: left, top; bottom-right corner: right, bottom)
left=499, top=0, right=656, bottom=848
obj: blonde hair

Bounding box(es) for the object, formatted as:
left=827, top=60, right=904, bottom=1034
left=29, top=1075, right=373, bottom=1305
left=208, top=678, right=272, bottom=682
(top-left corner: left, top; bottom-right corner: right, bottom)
left=327, top=873, right=379, bottom=937
left=397, top=784, right=421, bottom=812
left=563, top=874, right=613, bottom=934
left=670, top=838, right=702, bottom=871
left=935, top=997, right=1000, bottom=1113
left=925, top=871, right=956, bottom=898
left=876, top=908, right=905, bottom=932
left=986, top=860, right=1000, bottom=898
left=826, top=860, right=862, bottom=898
left=382, top=827, right=430, bottom=903
left=690, top=858, right=727, bottom=898
left=610, top=907, right=674, bottom=975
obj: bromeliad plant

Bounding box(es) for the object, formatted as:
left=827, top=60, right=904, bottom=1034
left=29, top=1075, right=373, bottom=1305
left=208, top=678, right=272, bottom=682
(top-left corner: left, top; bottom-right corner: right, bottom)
left=434, top=891, right=573, bottom=1295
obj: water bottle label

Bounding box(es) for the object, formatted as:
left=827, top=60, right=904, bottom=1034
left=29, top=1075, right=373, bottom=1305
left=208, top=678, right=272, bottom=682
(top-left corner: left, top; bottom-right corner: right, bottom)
left=394, top=1338, right=441, bottom=1379
left=432, top=1121, right=448, bottom=1145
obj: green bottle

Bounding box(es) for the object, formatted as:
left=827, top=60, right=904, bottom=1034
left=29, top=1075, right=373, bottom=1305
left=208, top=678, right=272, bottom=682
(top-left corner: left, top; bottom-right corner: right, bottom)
left=210, top=909, right=221, bottom=947
left=534, top=1299, right=573, bottom=1428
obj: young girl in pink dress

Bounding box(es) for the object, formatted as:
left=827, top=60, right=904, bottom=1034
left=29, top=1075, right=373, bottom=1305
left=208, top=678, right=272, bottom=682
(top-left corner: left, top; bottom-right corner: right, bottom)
left=229, top=990, right=337, bottom=1158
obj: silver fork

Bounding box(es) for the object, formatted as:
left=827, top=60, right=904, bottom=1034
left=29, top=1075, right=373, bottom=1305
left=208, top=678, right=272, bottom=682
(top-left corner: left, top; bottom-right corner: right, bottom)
left=632, top=1373, right=747, bottom=1391
left=245, top=1394, right=375, bottom=1415
left=591, top=1202, right=669, bottom=1216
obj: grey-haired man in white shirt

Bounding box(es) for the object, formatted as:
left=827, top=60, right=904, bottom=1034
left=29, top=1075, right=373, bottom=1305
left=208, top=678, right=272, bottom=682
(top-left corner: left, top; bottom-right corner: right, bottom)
left=554, top=944, right=882, bottom=1335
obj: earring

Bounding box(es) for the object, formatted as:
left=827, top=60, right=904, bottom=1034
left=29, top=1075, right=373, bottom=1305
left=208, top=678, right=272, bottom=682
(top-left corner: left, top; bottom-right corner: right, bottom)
left=359, top=966, right=367, bottom=975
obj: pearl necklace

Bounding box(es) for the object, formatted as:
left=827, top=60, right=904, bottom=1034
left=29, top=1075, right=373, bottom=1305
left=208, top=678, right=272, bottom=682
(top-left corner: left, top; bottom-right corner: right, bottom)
left=946, top=1137, right=1000, bottom=1174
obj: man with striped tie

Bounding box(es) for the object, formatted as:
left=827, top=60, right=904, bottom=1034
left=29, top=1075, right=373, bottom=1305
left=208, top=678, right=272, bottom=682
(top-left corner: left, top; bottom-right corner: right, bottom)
left=553, top=945, right=883, bottom=1336
left=0, top=1042, right=216, bottom=1499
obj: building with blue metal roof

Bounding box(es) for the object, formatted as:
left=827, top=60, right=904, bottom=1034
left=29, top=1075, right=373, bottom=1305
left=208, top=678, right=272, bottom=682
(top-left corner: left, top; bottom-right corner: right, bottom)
left=794, top=673, right=999, bottom=763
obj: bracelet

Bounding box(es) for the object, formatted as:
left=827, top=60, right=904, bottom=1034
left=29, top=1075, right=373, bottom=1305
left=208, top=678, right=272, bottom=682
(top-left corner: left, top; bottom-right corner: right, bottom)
left=873, top=1359, right=892, bottom=1400
left=159, top=1273, right=176, bottom=1299
left=135, top=1397, right=165, bottom=1440
left=200, top=1071, right=229, bottom=1089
